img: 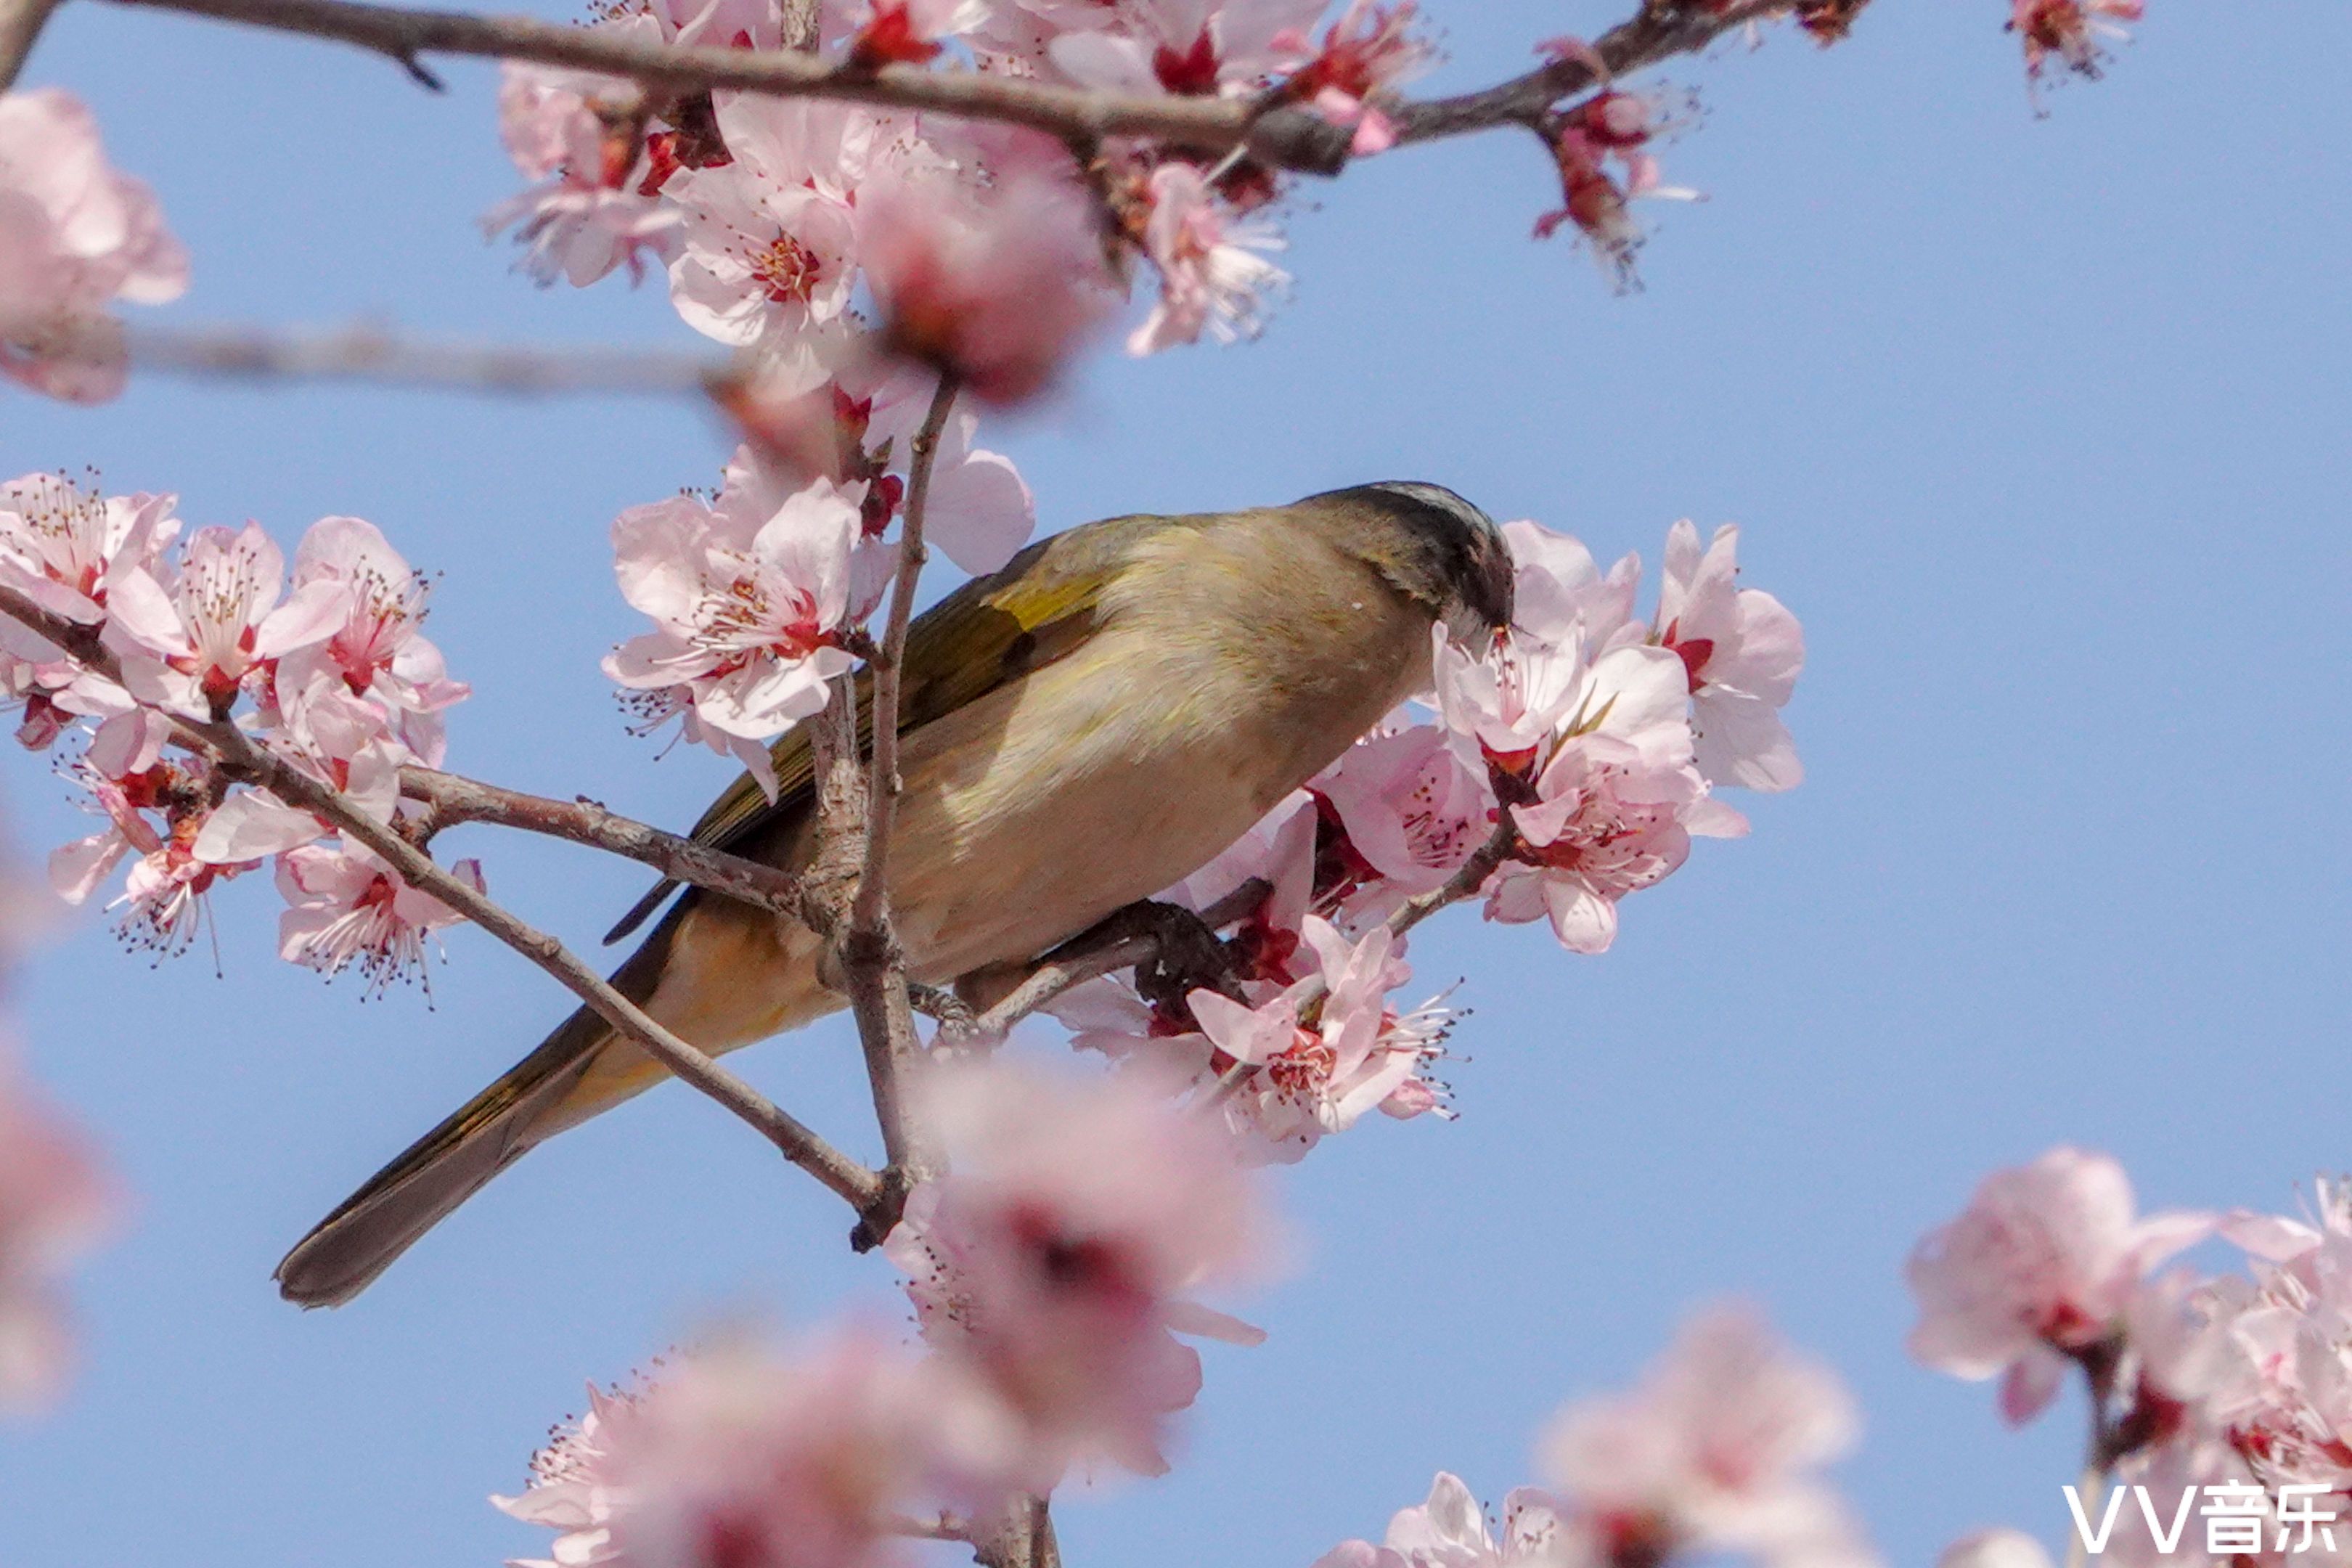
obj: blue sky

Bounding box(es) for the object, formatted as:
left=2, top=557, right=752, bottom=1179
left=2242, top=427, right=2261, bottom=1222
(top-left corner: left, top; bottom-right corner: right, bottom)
left=5, top=3, right=2349, bottom=1565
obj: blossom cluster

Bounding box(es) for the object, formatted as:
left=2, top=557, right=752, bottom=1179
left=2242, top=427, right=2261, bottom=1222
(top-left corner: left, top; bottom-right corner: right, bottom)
left=0, top=473, right=479, bottom=988
left=1907, top=1146, right=2352, bottom=1568
left=602, top=375, right=1030, bottom=791
left=1313, top=1304, right=1878, bottom=1568
left=481, top=0, right=1422, bottom=396
left=499, top=1061, right=1278, bottom=1564
left=1028, top=513, right=1801, bottom=1165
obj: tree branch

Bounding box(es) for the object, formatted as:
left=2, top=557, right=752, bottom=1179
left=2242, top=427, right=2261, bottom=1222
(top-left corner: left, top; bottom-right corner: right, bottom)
left=98, top=0, right=1818, bottom=179
left=0, top=587, right=887, bottom=1222
left=99, top=0, right=1355, bottom=173
left=394, top=764, right=833, bottom=931
left=120, top=320, right=730, bottom=398
left=0, top=0, right=60, bottom=90
left=836, top=374, right=957, bottom=1200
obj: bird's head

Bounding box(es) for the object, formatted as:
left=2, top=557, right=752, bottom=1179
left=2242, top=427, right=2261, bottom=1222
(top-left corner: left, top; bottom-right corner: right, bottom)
left=1301, top=480, right=1516, bottom=648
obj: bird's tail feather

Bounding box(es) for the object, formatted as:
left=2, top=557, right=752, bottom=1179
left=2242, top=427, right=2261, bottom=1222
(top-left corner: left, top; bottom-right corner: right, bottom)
left=271, top=1006, right=611, bottom=1308
left=274, top=914, right=685, bottom=1309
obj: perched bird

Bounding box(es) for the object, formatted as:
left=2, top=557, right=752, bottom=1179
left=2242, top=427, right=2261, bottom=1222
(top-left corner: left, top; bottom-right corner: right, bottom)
left=275, top=481, right=1514, bottom=1307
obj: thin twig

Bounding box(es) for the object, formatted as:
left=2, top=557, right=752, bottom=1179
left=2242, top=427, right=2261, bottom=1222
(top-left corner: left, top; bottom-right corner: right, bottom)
left=121, top=321, right=729, bottom=398
left=0, top=0, right=60, bottom=89
left=0, top=587, right=886, bottom=1220
left=1391, top=0, right=1799, bottom=146
left=961, top=878, right=1270, bottom=1041
left=99, top=0, right=1811, bottom=181
left=395, top=764, right=832, bottom=931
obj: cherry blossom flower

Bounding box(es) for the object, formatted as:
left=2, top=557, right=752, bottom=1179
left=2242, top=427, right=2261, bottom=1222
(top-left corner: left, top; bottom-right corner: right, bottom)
left=845, top=0, right=996, bottom=65
left=854, top=373, right=1038, bottom=573
left=1311, top=722, right=1495, bottom=904
left=883, top=1062, right=1272, bottom=1481
left=278, top=515, right=468, bottom=765
left=2010, top=0, right=2143, bottom=101
left=495, top=1332, right=1016, bottom=1568
left=665, top=166, right=859, bottom=362
left=1482, top=642, right=1739, bottom=955
left=1535, top=89, right=1699, bottom=292
left=1312, top=1472, right=1580, bottom=1568
left=0, top=473, right=179, bottom=742
left=1190, top=916, right=1453, bottom=1158
left=49, top=759, right=238, bottom=956
left=191, top=682, right=407, bottom=868
left=1906, top=1146, right=2211, bottom=1425
left=859, top=166, right=1114, bottom=404
left=483, top=62, right=682, bottom=288
left=1503, top=518, right=1639, bottom=654
left=0, top=1044, right=112, bottom=1412
left=1540, top=1303, right=1878, bottom=1568
left=1047, top=0, right=1326, bottom=98
left=1654, top=521, right=1802, bottom=792
left=0, top=89, right=188, bottom=403
left=1273, top=1, right=1432, bottom=156
left=1164, top=788, right=1315, bottom=984
left=1127, top=163, right=1288, bottom=356
left=1432, top=624, right=1588, bottom=770
left=603, top=466, right=867, bottom=796
left=274, top=838, right=481, bottom=996
left=1937, top=1530, right=2055, bottom=1568
left=100, top=523, right=345, bottom=720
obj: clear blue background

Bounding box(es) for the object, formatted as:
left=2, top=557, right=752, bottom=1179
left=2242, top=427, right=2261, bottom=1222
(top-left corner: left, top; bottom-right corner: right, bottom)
left=4, top=2, right=2345, bottom=1564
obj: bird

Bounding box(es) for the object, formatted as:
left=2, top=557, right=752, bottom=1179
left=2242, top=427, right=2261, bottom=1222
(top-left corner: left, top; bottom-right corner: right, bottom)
left=274, top=480, right=1516, bottom=1307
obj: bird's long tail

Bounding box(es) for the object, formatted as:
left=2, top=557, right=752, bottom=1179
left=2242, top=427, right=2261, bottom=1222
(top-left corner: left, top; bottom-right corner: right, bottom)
left=274, top=897, right=834, bottom=1308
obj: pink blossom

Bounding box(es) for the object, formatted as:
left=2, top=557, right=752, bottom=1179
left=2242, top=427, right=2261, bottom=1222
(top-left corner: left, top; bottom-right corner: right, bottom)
left=0, top=473, right=179, bottom=742
left=1906, top=1147, right=2211, bottom=1424
left=1189, top=916, right=1453, bottom=1159
left=1540, top=1303, right=1877, bottom=1568
left=1482, top=643, right=1736, bottom=955
left=1502, top=518, right=1640, bottom=655
left=1273, top=1, right=1431, bottom=156
left=0, top=1045, right=112, bottom=1411
left=883, top=1062, right=1271, bottom=1481
left=0, top=89, right=187, bottom=402
left=1312, top=722, right=1496, bottom=903
left=274, top=838, right=481, bottom=996
left=603, top=465, right=867, bottom=795
left=1654, top=520, right=1802, bottom=792
left=1127, top=163, right=1287, bottom=356
left=854, top=373, right=1037, bottom=573
left=1046, top=0, right=1326, bottom=98
left=859, top=166, right=1113, bottom=404
left=1312, top=1472, right=1580, bottom=1568
left=1432, top=624, right=1588, bottom=769
left=482, top=52, right=681, bottom=287
left=278, top=515, right=468, bottom=765
left=845, top=0, right=996, bottom=65
left=2011, top=0, right=2144, bottom=100
left=494, top=1332, right=1015, bottom=1568
left=49, top=760, right=237, bottom=956
left=100, top=522, right=345, bottom=720
left=665, top=166, right=859, bottom=360
left=191, top=682, right=407, bottom=867
left=1534, top=89, right=1699, bottom=293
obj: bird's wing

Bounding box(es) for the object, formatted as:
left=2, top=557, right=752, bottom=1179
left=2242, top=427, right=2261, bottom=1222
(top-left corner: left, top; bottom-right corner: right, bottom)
left=601, top=515, right=1157, bottom=944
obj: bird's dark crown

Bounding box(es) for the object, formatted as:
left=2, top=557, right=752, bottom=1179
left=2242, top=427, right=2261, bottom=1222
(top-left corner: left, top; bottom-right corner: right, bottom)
left=1307, top=480, right=1516, bottom=641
